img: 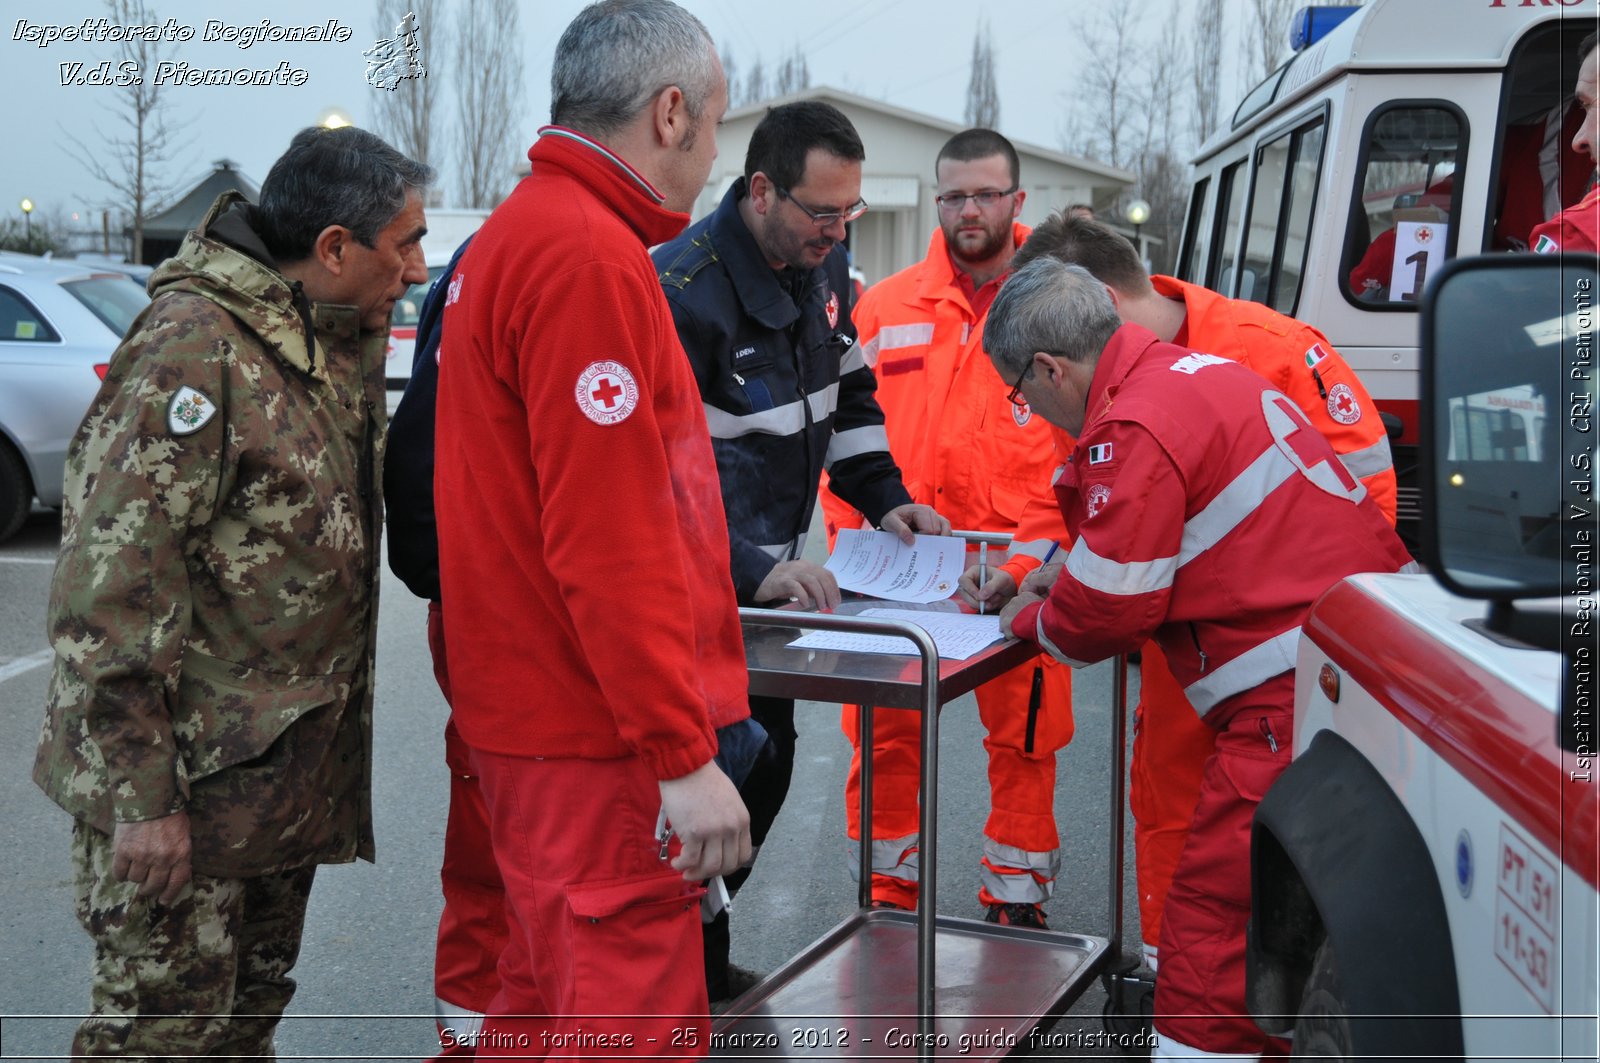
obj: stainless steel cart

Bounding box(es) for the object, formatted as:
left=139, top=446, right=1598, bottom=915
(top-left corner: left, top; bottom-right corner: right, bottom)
left=715, top=596, right=1129, bottom=1060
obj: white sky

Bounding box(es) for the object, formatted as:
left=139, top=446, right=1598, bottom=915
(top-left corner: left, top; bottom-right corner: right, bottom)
left=0, top=0, right=1266, bottom=232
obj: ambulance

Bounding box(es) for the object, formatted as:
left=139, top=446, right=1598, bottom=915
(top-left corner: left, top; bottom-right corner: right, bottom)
left=1176, top=0, right=1596, bottom=547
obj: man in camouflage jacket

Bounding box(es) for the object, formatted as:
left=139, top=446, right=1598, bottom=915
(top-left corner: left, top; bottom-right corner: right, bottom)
left=34, top=126, right=430, bottom=1059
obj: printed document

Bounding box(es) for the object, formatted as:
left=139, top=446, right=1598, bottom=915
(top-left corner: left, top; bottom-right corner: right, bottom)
left=825, top=529, right=965, bottom=604
left=786, top=608, right=1006, bottom=661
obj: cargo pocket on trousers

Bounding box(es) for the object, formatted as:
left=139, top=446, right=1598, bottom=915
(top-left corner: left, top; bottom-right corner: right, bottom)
left=566, top=875, right=705, bottom=1013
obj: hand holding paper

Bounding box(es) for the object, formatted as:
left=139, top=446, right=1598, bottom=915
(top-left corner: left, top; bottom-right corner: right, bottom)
left=825, top=529, right=966, bottom=604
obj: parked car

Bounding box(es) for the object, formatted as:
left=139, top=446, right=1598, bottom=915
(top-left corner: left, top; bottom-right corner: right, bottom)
left=384, top=257, right=450, bottom=391
left=386, top=210, right=490, bottom=394
left=0, top=253, right=149, bottom=542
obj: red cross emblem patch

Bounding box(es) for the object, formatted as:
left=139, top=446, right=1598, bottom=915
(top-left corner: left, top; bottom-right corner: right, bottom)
left=575, top=360, right=640, bottom=425
left=1012, top=401, right=1031, bottom=427
left=1326, top=382, right=1362, bottom=425
left=825, top=291, right=840, bottom=329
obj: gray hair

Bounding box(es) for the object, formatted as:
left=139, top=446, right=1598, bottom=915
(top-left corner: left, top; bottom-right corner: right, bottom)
left=257, top=126, right=433, bottom=263
left=551, top=0, right=718, bottom=136
left=984, top=259, right=1121, bottom=376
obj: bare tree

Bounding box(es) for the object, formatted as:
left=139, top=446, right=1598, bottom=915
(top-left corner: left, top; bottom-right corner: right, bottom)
left=60, top=0, right=182, bottom=264
left=1129, top=14, right=1192, bottom=273
left=1190, top=0, right=1225, bottom=147
left=370, top=0, right=447, bottom=198
left=774, top=47, right=811, bottom=98
left=1062, top=7, right=1139, bottom=170
left=743, top=58, right=768, bottom=107
left=1246, top=0, right=1298, bottom=84
left=721, top=46, right=742, bottom=107
left=454, top=0, right=524, bottom=210
left=964, top=20, right=1000, bottom=129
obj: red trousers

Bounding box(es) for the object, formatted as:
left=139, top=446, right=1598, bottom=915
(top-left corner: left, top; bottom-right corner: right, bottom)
left=427, top=605, right=508, bottom=1058
left=843, top=655, right=1074, bottom=908
left=1130, top=643, right=1215, bottom=959
left=1153, top=688, right=1293, bottom=1056
left=471, top=747, right=709, bottom=1058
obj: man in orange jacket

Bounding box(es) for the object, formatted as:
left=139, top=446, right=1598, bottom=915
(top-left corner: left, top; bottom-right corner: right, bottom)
left=821, top=130, right=1074, bottom=927
left=966, top=213, right=1397, bottom=966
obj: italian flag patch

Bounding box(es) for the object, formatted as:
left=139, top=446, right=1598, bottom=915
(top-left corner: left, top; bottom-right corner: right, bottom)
left=1089, top=443, right=1114, bottom=464
left=1533, top=234, right=1559, bottom=255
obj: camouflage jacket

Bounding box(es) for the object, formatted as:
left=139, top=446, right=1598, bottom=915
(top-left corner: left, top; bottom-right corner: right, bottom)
left=34, top=191, right=387, bottom=878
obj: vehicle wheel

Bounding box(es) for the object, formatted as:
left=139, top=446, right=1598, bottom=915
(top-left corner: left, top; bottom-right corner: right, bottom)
left=0, top=442, right=31, bottom=544
left=1293, top=939, right=1355, bottom=1061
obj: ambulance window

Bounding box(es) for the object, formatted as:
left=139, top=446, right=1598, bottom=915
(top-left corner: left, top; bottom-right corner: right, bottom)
left=1177, top=177, right=1213, bottom=283
left=1342, top=103, right=1466, bottom=310
left=1237, top=117, right=1327, bottom=313
left=1212, top=160, right=1250, bottom=296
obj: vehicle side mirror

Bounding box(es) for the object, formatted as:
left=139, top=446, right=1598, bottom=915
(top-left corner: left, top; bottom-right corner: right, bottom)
left=1420, top=254, right=1596, bottom=756
left=1420, top=255, right=1594, bottom=598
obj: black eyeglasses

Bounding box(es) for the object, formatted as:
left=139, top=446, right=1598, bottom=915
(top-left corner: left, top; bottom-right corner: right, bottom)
left=776, top=186, right=869, bottom=226
left=1005, top=363, right=1033, bottom=406
left=935, top=187, right=1019, bottom=212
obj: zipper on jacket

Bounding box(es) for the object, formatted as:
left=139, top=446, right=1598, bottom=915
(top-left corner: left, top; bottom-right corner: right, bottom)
left=1188, top=623, right=1208, bottom=674
left=1311, top=366, right=1328, bottom=401
left=733, top=371, right=745, bottom=386
left=1259, top=717, right=1279, bottom=753
left=288, top=279, right=318, bottom=374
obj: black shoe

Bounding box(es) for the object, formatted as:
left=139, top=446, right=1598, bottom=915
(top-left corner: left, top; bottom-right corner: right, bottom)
left=984, top=902, right=1048, bottom=929
left=709, top=964, right=763, bottom=1014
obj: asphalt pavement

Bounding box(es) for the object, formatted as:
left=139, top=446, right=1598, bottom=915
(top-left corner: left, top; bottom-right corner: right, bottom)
left=0, top=505, right=1148, bottom=1061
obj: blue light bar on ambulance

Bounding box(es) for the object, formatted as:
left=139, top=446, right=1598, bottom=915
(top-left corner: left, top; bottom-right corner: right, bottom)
left=1290, top=6, right=1359, bottom=51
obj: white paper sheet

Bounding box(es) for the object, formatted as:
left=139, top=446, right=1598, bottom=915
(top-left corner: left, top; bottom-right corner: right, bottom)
left=824, top=529, right=966, bottom=604
left=786, top=608, right=1006, bottom=661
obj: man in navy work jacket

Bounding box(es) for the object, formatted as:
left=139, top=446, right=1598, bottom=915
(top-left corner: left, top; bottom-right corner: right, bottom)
left=653, top=99, right=947, bottom=1003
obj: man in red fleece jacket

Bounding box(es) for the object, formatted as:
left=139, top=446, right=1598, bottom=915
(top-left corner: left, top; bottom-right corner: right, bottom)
left=983, top=258, right=1412, bottom=1060
left=432, top=1, right=748, bottom=1054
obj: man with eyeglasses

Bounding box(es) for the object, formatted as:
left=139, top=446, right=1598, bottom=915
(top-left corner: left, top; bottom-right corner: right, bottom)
left=981, top=257, right=1411, bottom=1061
left=819, top=128, right=1075, bottom=929
left=964, top=213, right=1397, bottom=990
left=654, top=99, right=946, bottom=1005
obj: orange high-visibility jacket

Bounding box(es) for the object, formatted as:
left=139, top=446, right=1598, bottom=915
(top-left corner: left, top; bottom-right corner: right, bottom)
left=1154, top=275, right=1397, bottom=518
left=820, top=225, right=1059, bottom=540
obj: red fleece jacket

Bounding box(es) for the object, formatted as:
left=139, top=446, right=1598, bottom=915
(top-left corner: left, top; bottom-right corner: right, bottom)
left=434, top=127, right=749, bottom=780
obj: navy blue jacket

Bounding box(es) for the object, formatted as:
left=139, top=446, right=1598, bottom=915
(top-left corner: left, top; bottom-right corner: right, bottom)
left=653, top=180, right=910, bottom=603
left=383, top=237, right=472, bottom=603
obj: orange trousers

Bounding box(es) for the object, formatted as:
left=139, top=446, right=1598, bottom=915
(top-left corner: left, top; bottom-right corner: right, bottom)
left=1130, top=642, right=1216, bottom=962
left=843, top=655, right=1074, bottom=909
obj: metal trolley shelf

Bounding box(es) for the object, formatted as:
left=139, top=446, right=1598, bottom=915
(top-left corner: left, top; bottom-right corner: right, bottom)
left=716, top=599, right=1128, bottom=1060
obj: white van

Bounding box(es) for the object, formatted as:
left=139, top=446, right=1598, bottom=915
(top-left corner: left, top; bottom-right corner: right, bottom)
left=1176, top=0, right=1596, bottom=542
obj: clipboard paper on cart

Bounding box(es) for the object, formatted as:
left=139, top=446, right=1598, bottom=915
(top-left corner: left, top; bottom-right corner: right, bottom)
left=786, top=609, right=1005, bottom=661
left=823, top=528, right=965, bottom=603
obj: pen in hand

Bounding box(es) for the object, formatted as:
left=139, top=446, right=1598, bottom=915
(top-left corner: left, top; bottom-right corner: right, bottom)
left=978, top=541, right=988, bottom=615
left=1026, top=541, right=1061, bottom=596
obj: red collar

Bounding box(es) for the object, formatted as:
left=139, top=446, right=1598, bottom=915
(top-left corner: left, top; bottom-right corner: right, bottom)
left=530, top=126, right=689, bottom=246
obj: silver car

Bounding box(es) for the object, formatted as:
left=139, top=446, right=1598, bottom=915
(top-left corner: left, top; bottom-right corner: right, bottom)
left=0, top=253, right=150, bottom=542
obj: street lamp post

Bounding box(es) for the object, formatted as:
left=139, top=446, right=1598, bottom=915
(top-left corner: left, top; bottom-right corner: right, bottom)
left=20, top=197, right=34, bottom=246
left=1124, top=198, right=1151, bottom=267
